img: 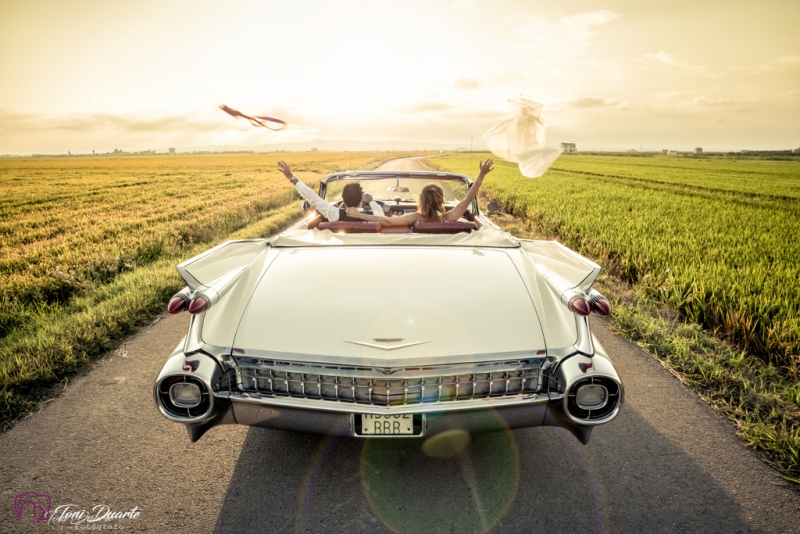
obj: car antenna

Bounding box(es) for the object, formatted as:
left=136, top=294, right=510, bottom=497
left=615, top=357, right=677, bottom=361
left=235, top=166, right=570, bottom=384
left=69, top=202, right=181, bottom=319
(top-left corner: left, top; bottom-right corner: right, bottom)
left=469, top=136, right=473, bottom=176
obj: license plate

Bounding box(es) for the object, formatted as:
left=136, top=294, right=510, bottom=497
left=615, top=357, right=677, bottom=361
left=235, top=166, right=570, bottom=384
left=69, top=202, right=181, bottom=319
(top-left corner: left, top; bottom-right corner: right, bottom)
left=360, top=414, right=414, bottom=435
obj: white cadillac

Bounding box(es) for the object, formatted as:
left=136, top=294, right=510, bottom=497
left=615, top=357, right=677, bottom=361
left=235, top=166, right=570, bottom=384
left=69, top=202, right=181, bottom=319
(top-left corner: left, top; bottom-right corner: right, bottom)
left=154, top=170, right=623, bottom=444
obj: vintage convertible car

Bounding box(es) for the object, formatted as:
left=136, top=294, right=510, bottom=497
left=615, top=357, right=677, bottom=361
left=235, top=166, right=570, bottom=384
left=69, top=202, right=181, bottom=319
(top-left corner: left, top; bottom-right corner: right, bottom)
left=154, top=170, right=623, bottom=444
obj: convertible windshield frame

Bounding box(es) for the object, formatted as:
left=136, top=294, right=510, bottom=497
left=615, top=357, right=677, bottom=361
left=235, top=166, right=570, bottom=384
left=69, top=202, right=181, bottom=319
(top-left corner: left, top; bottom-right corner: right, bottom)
left=318, top=171, right=478, bottom=212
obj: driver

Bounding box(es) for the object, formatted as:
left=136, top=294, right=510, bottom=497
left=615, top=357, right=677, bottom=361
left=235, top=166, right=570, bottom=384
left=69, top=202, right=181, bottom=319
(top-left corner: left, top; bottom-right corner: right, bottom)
left=277, top=161, right=383, bottom=228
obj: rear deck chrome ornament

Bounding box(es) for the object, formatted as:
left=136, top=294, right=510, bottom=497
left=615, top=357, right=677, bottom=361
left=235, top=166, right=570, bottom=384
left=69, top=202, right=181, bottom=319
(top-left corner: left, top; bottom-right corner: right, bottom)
left=344, top=340, right=431, bottom=351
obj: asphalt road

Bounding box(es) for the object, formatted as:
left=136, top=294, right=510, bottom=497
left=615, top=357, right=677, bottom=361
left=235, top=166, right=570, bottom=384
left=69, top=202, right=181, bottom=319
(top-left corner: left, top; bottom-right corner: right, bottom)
left=2, top=158, right=799, bottom=533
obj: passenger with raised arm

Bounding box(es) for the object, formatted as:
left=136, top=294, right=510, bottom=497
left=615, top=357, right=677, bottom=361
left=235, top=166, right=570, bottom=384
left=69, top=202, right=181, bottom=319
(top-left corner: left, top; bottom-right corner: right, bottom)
left=345, top=159, right=494, bottom=226
left=277, top=160, right=383, bottom=227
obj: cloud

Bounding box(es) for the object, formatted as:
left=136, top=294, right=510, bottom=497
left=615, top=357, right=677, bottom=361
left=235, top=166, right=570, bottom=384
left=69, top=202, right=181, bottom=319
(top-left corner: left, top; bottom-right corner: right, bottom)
left=566, top=96, right=627, bottom=109
left=653, top=91, right=682, bottom=99
left=678, top=96, right=757, bottom=109
left=396, top=101, right=455, bottom=112
left=0, top=109, right=226, bottom=134
left=453, top=77, right=480, bottom=90
left=644, top=52, right=800, bottom=78
left=772, top=56, right=800, bottom=67
left=0, top=107, right=313, bottom=153
left=644, top=51, right=710, bottom=76
left=560, top=10, right=619, bottom=29
left=451, top=0, right=477, bottom=11
left=513, top=10, right=620, bottom=55
left=682, top=96, right=734, bottom=107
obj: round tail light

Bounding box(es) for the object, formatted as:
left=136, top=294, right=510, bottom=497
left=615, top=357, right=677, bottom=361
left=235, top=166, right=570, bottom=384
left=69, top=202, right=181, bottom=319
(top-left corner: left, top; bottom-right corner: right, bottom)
left=590, top=296, right=611, bottom=316
left=568, top=296, right=591, bottom=316
left=188, top=296, right=209, bottom=314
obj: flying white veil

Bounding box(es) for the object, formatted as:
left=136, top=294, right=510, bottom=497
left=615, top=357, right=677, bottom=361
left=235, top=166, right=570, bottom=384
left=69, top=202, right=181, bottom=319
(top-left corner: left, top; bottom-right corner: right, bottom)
left=482, top=94, right=562, bottom=178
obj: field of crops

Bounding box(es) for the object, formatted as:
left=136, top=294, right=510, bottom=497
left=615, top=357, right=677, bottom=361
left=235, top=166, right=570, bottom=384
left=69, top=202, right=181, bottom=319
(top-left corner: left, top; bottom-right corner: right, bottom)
left=429, top=154, right=800, bottom=374
left=0, top=151, right=400, bottom=427
left=0, top=152, right=386, bottom=338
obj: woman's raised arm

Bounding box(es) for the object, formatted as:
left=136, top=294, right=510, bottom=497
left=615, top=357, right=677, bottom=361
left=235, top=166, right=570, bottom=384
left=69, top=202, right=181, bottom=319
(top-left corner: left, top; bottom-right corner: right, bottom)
left=445, top=159, right=493, bottom=221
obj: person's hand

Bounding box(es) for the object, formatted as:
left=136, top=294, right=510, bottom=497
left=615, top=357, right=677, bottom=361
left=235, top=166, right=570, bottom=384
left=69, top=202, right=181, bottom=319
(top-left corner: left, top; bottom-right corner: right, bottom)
left=478, top=159, right=494, bottom=177
left=277, top=160, right=293, bottom=180
left=345, top=207, right=363, bottom=218
left=362, top=193, right=373, bottom=205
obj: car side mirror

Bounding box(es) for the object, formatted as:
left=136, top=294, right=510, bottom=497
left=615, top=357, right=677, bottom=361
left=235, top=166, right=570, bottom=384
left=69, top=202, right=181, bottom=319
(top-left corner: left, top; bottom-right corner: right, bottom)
left=300, top=200, right=310, bottom=211
left=487, top=200, right=499, bottom=214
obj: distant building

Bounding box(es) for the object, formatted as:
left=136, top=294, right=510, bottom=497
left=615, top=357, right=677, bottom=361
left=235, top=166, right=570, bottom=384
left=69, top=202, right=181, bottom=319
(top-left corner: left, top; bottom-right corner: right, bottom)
left=694, top=147, right=703, bottom=154
left=793, top=147, right=800, bottom=154
left=668, top=150, right=678, bottom=156
left=662, top=149, right=669, bottom=155
left=560, top=143, right=577, bottom=153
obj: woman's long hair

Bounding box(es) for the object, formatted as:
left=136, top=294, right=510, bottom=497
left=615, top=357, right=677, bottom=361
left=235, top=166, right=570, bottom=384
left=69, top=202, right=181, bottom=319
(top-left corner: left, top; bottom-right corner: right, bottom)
left=418, top=183, right=445, bottom=221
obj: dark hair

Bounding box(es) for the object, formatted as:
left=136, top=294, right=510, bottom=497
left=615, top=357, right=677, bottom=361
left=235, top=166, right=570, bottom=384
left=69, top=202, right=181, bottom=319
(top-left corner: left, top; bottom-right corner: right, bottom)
left=342, top=183, right=364, bottom=207
left=418, top=183, right=445, bottom=221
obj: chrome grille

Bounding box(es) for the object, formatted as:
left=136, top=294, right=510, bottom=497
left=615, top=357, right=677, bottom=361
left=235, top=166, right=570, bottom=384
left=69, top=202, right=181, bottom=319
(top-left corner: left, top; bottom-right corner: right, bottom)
left=232, top=367, right=540, bottom=406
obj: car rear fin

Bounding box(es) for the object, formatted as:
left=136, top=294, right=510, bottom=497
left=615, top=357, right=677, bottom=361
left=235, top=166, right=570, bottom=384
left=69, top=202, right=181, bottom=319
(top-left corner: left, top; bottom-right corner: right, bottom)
left=519, top=240, right=600, bottom=293
left=176, top=239, right=268, bottom=291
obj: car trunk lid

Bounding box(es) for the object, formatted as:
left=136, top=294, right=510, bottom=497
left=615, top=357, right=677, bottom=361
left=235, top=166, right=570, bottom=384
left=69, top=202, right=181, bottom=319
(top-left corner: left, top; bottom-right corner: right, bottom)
left=232, top=247, right=545, bottom=367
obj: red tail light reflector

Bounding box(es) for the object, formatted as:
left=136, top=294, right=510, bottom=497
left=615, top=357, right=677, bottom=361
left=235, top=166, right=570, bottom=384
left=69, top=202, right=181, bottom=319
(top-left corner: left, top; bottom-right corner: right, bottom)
left=167, top=297, right=188, bottom=314
left=188, top=297, right=209, bottom=314
left=568, top=296, right=591, bottom=317
left=591, top=297, right=611, bottom=316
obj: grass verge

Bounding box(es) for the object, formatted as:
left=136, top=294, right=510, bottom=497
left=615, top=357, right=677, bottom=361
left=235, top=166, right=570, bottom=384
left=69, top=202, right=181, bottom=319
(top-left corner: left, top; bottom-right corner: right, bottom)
left=486, top=208, right=800, bottom=484
left=0, top=204, right=302, bottom=431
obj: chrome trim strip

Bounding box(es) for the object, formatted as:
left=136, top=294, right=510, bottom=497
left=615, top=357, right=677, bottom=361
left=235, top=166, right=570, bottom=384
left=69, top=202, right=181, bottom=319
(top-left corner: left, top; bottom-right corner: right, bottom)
left=232, top=360, right=544, bottom=377
left=227, top=347, right=547, bottom=370
left=574, top=315, right=594, bottom=356
left=220, top=390, right=546, bottom=415
left=320, top=171, right=473, bottom=185
left=184, top=314, right=205, bottom=353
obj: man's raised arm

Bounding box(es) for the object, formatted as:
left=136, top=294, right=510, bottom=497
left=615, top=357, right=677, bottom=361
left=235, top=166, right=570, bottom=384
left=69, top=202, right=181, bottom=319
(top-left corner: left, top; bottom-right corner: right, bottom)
left=277, top=160, right=339, bottom=221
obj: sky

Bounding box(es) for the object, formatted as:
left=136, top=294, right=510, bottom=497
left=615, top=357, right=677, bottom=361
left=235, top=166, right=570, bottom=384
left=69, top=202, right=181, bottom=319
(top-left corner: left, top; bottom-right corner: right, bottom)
left=0, top=0, right=798, bottom=154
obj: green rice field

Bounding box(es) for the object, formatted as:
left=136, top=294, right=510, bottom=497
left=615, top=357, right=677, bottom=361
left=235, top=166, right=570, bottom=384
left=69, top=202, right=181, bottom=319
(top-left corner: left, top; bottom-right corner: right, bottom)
left=0, top=153, right=385, bottom=338
left=0, top=152, right=391, bottom=427
left=429, top=154, right=800, bottom=375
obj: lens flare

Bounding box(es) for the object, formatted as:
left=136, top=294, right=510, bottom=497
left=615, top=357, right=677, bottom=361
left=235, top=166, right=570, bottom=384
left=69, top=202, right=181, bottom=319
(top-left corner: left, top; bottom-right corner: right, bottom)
left=421, top=429, right=471, bottom=458
left=360, top=410, right=520, bottom=534
left=293, top=418, right=351, bottom=533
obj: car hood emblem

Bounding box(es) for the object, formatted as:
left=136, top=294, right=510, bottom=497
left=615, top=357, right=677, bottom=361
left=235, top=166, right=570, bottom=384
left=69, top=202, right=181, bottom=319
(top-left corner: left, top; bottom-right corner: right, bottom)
left=344, top=340, right=431, bottom=351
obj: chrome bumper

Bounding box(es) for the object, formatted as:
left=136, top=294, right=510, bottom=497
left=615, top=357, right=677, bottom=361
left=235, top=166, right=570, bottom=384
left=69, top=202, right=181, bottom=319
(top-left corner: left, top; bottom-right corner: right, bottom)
left=224, top=393, right=551, bottom=439
left=180, top=391, right=599, bottom=444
